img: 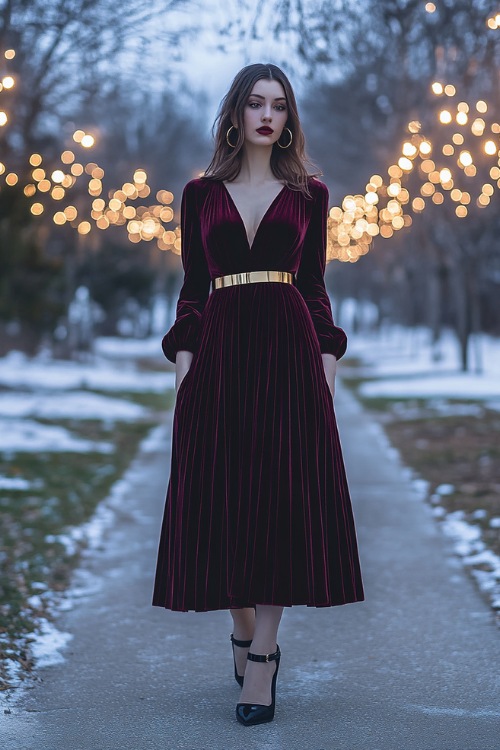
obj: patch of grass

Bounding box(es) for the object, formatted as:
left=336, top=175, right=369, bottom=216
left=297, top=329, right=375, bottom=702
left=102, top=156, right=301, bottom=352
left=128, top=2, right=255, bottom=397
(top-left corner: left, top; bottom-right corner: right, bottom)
left=0, top=417, right=160, bottom=690
left=135, top=356, right=172, bottom=373
left=340, top=374, right=376, bottom=393
left=355, top=395, right=401, bottom=413
left=383, top=410, right=500, bottom=557
left=88, top=387, right=175, bottom=411
left=339, top=355, right=364, bottom=368
left=343, top=363, right=500, bottom=613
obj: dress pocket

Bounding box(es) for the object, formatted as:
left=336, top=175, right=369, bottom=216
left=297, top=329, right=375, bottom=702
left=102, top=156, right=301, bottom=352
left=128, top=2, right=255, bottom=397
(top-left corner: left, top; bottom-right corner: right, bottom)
left=175, top=366, right=193, bottom=401
left=319, top=361, right=334, bottom=401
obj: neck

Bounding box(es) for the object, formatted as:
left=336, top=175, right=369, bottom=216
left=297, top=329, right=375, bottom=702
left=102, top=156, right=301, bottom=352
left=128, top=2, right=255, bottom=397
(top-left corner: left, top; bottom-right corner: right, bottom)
left=237, top=143, right=274, bottom=184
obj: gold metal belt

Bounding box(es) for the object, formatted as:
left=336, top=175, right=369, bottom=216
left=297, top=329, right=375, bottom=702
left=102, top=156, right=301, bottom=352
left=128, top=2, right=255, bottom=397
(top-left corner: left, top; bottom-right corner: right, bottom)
left=212, top=270, right=295, bottom=290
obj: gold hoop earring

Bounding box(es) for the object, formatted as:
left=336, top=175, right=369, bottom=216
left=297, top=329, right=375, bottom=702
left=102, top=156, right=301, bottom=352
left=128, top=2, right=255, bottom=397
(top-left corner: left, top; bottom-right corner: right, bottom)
left=226, top=125, right=238, bottom=148
left=277, top=127, right=293, bottom=149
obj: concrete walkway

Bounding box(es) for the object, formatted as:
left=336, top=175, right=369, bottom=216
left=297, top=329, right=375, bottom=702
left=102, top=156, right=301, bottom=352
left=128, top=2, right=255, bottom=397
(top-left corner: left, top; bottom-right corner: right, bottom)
left=3, top=382, right=500, bottom=749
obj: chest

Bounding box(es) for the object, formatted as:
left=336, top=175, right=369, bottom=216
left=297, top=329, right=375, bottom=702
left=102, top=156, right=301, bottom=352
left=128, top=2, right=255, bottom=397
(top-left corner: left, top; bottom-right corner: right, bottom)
left=222, top=182, right=286, bottom=247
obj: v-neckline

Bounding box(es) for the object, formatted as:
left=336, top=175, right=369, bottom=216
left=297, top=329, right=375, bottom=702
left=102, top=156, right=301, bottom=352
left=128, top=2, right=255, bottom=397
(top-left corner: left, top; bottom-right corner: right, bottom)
left=221, top=180, right=287, bottom=251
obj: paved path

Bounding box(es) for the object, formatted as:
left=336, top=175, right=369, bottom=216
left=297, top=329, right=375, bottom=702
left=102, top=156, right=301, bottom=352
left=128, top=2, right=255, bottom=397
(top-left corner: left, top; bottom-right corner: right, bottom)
left=3, top=382, right=500, bottom=749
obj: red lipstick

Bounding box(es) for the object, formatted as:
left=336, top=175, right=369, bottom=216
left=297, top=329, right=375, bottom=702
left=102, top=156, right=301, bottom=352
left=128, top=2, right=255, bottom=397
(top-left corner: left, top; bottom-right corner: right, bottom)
left=257, top=127, right=274, bottom=135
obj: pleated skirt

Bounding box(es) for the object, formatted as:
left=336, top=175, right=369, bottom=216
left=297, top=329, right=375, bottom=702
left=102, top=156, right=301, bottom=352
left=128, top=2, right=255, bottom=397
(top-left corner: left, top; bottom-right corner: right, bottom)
left=152, top=281, right=364, bottom=611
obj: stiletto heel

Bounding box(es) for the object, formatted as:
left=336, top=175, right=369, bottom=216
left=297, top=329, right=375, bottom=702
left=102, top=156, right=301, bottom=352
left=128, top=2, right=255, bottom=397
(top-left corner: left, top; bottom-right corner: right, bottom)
left=230, top=633, right=253, bottom=687
left=235, top=645, right=281, bottom=726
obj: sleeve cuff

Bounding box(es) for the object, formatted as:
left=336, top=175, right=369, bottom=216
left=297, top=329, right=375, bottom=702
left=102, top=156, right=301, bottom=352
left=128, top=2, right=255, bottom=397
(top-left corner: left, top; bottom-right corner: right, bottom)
left=161, top=313, right=201, bottom=363
left=318, top=328, right=348, bottom=360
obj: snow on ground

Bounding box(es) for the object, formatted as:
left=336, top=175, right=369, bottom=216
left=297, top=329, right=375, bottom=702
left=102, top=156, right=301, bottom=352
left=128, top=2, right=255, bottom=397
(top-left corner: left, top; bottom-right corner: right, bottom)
left=0, top=340, right=171, bottom=699
left=440, top=509, right=500, bottom=611
left=0, top=391, right=147, bottom=421
left=346, top=322, right=500, bottom=617
left=29, top=620, right=74, bottom=668
left=0, top=476, right=35, bottom=490
left=93, top=336, right=163, bottom=359
left=0, top=350, right=172, bottom=392
left=0, top=339, right=173, bottom=456
left=360, top=374, right=500, bottom=399
left=0, top=419, right=113, bottom=454
left=346, top=325, right=500, bottom=401
left=10, top=421, right=170, bottom=683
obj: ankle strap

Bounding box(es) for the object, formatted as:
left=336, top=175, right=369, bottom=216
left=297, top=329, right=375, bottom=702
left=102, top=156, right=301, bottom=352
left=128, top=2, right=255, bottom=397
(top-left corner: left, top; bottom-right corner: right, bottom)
left=230, top=633, right=253, bottom=648
left=247, top=645, right=280, bottom=663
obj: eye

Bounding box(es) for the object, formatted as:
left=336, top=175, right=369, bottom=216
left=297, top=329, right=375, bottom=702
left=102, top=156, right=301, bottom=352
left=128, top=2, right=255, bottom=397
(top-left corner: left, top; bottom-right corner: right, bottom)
left=248, top=101, right=261, bottom=108
left=275, top=104, right=287, bottom=111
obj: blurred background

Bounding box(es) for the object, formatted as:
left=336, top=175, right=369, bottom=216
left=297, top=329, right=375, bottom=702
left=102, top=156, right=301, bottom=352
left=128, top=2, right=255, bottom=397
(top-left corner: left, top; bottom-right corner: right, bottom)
left=1, top=0, right=500, bottom=692
left=1, top=0, right=499, bottom=364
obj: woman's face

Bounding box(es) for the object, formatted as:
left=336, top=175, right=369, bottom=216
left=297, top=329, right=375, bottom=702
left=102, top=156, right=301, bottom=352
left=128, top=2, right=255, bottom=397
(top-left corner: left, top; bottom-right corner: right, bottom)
left=240, top=78, right=289, bottom=148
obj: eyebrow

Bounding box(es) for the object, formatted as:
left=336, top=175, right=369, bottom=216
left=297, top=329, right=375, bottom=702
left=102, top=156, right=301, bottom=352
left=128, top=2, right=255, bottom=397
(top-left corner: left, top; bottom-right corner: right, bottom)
left=248, top=94, right=287, bottom=101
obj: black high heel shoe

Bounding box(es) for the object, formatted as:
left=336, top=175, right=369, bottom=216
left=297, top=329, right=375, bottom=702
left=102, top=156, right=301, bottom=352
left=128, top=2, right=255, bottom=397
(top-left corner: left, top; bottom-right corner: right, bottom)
left=230, top=633, right=253, bottom=687
left=235, top=645, right=281, bottom=726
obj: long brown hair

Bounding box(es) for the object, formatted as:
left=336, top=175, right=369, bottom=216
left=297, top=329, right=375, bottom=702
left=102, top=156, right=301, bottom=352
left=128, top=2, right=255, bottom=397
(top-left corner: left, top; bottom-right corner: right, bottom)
left=203, top=63, right=321, bottom=198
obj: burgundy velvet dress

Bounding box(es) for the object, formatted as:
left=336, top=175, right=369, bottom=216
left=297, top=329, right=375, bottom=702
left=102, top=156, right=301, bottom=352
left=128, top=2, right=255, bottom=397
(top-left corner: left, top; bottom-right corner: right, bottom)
left=152, top=175, right=364, bottom=612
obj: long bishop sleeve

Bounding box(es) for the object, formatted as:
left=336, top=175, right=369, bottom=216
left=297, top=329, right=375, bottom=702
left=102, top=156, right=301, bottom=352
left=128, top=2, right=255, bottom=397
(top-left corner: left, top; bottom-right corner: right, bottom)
left=162, top=181, right=211, bottom=363
left=295, top=180, right=347, bottom=360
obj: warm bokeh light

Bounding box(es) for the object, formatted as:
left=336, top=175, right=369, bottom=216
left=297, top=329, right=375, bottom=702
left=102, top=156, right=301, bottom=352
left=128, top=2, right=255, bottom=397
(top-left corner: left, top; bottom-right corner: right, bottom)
left=77, top=221, right=91, bottom=235
left=64, top=206, right=78, bottom=220
left=458, top=150, right=473, bottom=167
left=398, top=157, right=413, bottom=171
left=402, top=142, right=418, bottom=157
left=325, top=83, right=500, bottom=260
left=471, top=118, right=486, bottom=136
left=1, top=74, right=497, bottom=264
left=53, top=211, right=67, bottom=225
left=51, top=186, right=65, bottom=200
left=157, top=190, right=174, bottom=204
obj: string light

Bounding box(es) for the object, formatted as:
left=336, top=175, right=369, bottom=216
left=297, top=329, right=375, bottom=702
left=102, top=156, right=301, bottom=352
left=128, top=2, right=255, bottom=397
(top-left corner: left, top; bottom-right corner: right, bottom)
left=1, top=45, right=498, bottom=262
left=326, top=81, right=499, bottom=262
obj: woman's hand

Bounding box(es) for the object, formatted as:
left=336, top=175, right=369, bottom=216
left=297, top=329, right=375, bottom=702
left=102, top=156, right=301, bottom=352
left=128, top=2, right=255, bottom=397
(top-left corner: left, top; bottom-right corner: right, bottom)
left=321, top=353, right=337, bottom=399
left=175, top=350, right=194, bottom=393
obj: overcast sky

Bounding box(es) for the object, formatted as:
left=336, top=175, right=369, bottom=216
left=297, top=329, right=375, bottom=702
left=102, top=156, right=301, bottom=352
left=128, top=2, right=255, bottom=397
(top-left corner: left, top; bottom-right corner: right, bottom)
left=139, top=1, right=312, bottom=129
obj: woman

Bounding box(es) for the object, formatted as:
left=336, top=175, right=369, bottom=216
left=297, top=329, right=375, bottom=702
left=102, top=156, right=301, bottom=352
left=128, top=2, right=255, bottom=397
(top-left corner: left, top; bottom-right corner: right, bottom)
left=152, top=62, right=364, bottom=726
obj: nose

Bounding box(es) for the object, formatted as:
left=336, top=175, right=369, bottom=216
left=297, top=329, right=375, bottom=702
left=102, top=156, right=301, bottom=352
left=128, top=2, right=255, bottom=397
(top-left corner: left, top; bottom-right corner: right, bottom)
left=261, top=106, right=272, bottom=122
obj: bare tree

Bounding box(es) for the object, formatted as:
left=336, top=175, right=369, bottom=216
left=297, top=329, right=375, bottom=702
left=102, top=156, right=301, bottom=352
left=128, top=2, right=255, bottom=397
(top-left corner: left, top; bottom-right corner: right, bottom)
left=0, top=0, right=194, bottom=160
